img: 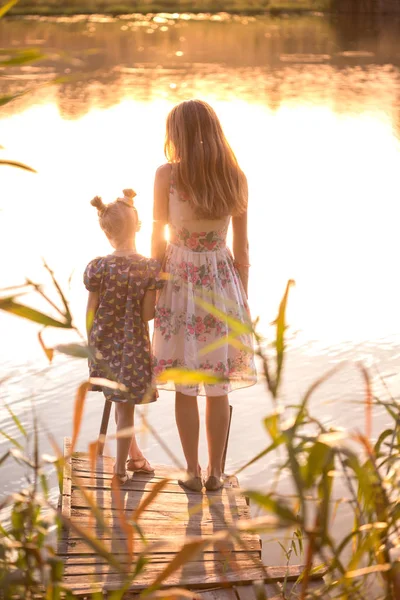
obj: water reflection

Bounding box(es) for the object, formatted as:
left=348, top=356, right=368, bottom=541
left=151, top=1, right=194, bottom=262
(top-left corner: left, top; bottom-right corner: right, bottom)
left=1, top=16, right=400, bottom=561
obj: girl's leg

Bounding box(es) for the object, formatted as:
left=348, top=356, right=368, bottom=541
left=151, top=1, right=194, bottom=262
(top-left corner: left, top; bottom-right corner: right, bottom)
left=128, top=411, right=143, bottom=462
left=114, top=402, right=135, bottom=475
left=175, top=392, right=201, bottom=476
left=205, top=394, right=230, bottom=478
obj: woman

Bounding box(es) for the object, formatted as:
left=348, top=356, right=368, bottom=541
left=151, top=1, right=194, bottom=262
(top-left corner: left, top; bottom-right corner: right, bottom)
left=152, top=99, right=256, bottom=492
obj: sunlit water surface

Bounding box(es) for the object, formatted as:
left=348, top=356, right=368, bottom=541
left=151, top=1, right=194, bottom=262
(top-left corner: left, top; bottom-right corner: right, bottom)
left=1, top=13, right=400, bottom=576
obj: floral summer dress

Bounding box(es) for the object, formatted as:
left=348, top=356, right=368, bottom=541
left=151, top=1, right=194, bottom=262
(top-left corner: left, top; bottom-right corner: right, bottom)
left=84, top=253, right=162, bottom=405
left=152, top=170, right=257, bottom=396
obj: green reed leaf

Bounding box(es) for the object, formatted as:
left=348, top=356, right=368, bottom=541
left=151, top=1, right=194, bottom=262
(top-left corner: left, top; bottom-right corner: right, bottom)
left=0, top=297, right=70, bottom=328
left=263, top=412, right=280, bottom=443
left=374, top=428, right=394, bottom=455
left=303, top=441, right=332, bottom=489
left=0, top=94, right=23, bottom=107
left=0, top=0, right=19, bottom=18
left=235, top=436, right=284, bottom=475
left=271, top=279, right=295, bottom=396
left=55, top=343, right=91, bottom=359
left=156, top=368, right=224, bottom=386
left=199, top=331, right=251, bottom=356
left=0, top=48, right=44, bottom=67
left=0, top=430, right=23, bottom=450
left=245, top=491, right=299, bottom=525
left=194, top=296, right=252, bottom=335
left=4, top=403, right=27, bottom=438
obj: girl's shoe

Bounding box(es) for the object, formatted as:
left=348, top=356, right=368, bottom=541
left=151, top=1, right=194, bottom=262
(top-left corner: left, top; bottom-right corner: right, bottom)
left=111, top=472, right=130, bottom=486
left=126, top=457, right=154, bottom=474
left=178, top=475, right=203, bottom=493
left=204, top=475, right=225, bottom=492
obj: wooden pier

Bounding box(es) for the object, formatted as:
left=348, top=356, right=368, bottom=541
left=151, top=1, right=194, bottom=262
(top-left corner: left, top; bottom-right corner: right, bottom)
left=58, top=437, right=325, bottom=598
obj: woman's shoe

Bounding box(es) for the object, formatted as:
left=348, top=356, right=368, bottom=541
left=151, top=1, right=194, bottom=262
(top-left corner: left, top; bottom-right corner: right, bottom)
left=111, top=472, right=130, bottom=486
left=126, top=457, right=155, bottom=474
left=178, top=475, right=203, bottom=493
left=204, top=475, right=225, bottom=492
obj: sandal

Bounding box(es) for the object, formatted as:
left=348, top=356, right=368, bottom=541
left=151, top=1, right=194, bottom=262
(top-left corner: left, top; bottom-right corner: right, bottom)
left=111, top=472, right=130, bottom=486
left=178, top=476, right=203, bottom=493
left=204, top=475, right=225, bottom=492
left=126, top=457, right=154, bottom=474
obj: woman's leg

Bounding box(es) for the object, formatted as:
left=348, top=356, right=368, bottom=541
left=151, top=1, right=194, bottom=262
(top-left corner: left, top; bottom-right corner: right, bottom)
left=205, top=394, right=230, bottom=478
left=114, top=402, right=135, bottom=475
left=175, top=392, right=201, bottom=476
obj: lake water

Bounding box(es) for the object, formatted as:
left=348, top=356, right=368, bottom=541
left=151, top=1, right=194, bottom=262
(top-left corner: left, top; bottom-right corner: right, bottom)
left=0, top=12, right=400, bottom=576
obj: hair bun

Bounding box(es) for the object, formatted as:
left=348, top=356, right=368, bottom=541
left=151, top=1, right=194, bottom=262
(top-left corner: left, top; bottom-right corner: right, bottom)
left=123, top=189, right=136, bottom=199
left=91, top=195, right=106, bottom=211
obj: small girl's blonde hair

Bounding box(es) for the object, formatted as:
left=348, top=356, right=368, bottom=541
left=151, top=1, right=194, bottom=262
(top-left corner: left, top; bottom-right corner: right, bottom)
left=91, top=189, right=139, bottom=244
left=164, top=99, right=247, bottom=219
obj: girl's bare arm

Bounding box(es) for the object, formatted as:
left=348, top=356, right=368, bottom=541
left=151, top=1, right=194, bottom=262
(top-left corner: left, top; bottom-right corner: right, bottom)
left=141, top=289, right=157, bottom=321
left=151, top=164, right=170, bottom=264
left=86, top=291, right=100, bottom=339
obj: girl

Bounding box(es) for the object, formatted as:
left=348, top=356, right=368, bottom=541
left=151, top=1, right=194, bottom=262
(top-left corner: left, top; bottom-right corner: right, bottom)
left=152, top=100, right=257, bottom=492
left=84, top=189, right=162, bottom=485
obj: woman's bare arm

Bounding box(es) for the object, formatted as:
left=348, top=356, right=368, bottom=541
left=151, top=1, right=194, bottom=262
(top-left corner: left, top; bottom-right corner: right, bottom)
left=151, top=164, right=170, bottom=264
left=86, top=291, right=100, bottom=339
left=232, top=177, right=250, bottom=297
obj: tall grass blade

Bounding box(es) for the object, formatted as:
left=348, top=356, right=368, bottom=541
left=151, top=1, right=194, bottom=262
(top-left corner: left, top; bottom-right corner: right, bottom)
left=42, top=260, right=73, bottom=327
left=4, top=403, right=27, bottom=438
left=0, top=159, right=36, bottom=172
left=133, top=478, right=171, bottom=521
left=111, top=477, right=134, bottom=565
left=38, top=331, right=54, bottom=363
left=71, top=382, right=90, bottom=452
left=145, top=538, right=208, bottom=592
left=358, top=364, right=372, bottom=441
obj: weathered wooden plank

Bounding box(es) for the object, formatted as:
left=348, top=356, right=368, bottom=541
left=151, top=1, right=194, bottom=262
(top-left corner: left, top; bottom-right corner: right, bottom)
left=72, top=458, right=183, bottom=479
left=61, top=437, right=72, bottom=521
left=72, top=473, right=238, bottom=494
left=70, top=488, right=249, bottom=515
left=72, top=458, right=239, bottom=488
left=62, top=549, right=262, bottom=567
left=62, top=560, right=267, bottom=592
left=58, top=535, right=261, bottom=556
left=63, top=522, right=260, bottom=540
left=62, top=561, right=324, bottom=594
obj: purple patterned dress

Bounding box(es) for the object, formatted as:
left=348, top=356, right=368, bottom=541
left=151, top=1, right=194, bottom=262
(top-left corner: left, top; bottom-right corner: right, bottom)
left=84, top=253, right=162, bottom=405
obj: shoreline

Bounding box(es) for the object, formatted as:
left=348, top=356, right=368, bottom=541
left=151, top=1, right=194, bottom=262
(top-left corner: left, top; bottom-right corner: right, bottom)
left=4, top=1, right=332, bottom=18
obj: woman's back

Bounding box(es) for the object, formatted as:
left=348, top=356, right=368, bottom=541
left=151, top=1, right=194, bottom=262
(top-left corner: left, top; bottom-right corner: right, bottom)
left=168, top=167, right=230, bottom=252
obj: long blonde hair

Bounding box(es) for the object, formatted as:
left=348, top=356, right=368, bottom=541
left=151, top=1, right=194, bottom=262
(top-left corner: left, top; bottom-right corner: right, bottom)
left=164, top=99, right=247, bottom=219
